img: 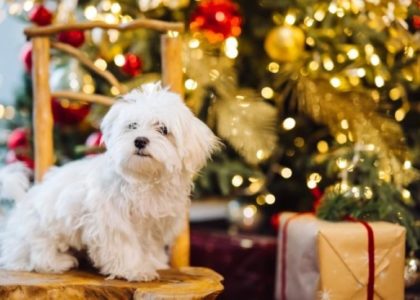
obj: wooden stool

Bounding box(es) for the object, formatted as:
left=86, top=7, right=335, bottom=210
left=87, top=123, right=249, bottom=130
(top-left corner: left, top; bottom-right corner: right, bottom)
left=0, top=268, right=223, bottom=299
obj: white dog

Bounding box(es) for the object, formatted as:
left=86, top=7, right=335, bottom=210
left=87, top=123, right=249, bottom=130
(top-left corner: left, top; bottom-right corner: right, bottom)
left=0, top=83, right=218, bottom=281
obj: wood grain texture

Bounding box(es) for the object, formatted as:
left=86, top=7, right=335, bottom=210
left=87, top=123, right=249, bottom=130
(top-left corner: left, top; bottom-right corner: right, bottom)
left=0, top=267, right=223, bottom=300
left=24, top=19, right=184, bottom=38
left=32, top=37, right=54, bottom=182
left=51, top=91, right=115, bottom=106
left=51, top=42, right=125, bottom=93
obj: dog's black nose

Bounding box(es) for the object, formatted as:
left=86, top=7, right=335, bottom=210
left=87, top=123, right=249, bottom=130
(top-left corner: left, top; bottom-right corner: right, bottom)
left=134, top=137, right=149, bottom=150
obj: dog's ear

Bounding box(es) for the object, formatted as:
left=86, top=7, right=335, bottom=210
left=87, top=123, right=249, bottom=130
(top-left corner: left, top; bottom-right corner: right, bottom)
left=100, top=100, right=126, bottom=147
left=179, top=113, right=220, bottom=175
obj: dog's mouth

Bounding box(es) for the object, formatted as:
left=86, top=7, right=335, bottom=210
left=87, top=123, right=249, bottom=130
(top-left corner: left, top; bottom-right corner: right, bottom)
left=134, top=150, right=152, bottom=158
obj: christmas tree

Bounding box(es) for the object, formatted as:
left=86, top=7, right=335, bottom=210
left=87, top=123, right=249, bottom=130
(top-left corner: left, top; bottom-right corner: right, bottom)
left=2, top=0, right=420, bottom=249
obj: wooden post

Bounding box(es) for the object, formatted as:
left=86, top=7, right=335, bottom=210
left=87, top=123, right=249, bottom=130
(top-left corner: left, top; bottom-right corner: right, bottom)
left=161, top=32, right=189, bottom=268
left=32, top=37, right=54, bottom=182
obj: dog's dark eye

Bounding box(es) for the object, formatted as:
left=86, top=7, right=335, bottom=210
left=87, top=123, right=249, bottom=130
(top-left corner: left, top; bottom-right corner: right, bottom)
left=158, top=124, right=168, bottom=135
left=128, top=122, right=138, bottom=130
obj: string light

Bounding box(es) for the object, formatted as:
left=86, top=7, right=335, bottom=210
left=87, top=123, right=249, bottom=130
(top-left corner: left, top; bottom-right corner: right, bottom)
left=370, top=54, right=381, bottom=66
left=336, top=133, right=347, bottom=144
left=285, top=13, right=297, bottom=25
left=306, top=37, right=315, bottom=46
left=94, top=58, right=107, bottom=70
left=243, top=205, right=257, bottom=218
left=282, top=117, right=296, bottom=130
left=336, top=157, right=348, bottom=169
left=308, top=172, right=322, bottom=184
left=308, top=61, right=319, bottom=71
left=314, top=9, right=326, bottom=21
left=294, top=137, right=304, bottom=147
left=114, top=54, right=126, bottom=67
left=256, top=149, right=266, bottom=160
left=328, top=2, right=337, bottom=14
left=323, top=57, right=334, bottom=71
left=110, top=86, right=120, bottom=95
left=23, top=0, right=34, bottom=12
left=402, top=189, right=411, bottom=200
left=265, top=194, right=276, bottom=205
left=340, top=119, right=349, bottom=129
left=374, top=75, right=385, bottom=87
left=111, top=2, right=121, bottom=14
left=84, top=5, right=98, bottom=20
left=188, top=38, right=200, bottom=49
left=330, top=76, right=341, bottom=88
left=395, top=108, right=406, bottom=121
left=261, top=87, right=274, bottom=99
left=267, top=62, right=280, bottom=73
left=304, top=17, right=314, bottom=27
left=389, top=87, right=402, bottom=100
left=232, top=175, right=244, bottom=187
left=224, top=37, right=239, bottom=59
left=356, top=68, right=366, bottom=77
left=403, top=160, right=412, bottom=170
left=317, top=140, right=329, bottom=153
left=256, top=195, right=265, bottom=205
left=185, top=79, right=198, bottom=90
left=364, top=187, right=373, bottom=199
left=347, top=48, right=359, bottom=60
left=280, top=167, right=293, bottom=179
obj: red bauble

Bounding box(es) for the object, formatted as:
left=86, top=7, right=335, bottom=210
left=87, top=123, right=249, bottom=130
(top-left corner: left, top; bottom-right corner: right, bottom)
left=413, top=15, right=420, bottom=30
left=5, top=151, right=34, bottom=170
left=121, top=53, right=143, bottom=77
left=7, top=128, right=29, bottom=150
left=21, top=43, right=32, bottom=74
left=310, top=187, right=324, bottom=212
left=190, top=0, right=242, bottom=42
left=52, top=98, right=91, bottom=125
left=57, top=30, right=85, bottom=48
left=85, top=131, right=103, bottom=147
left=29, top=4, right=53, bottom=26
left=270, top=213, right=281, bottom=233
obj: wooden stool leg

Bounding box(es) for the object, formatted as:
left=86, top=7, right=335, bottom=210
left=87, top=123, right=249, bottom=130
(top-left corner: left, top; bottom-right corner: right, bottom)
left=32, top=37, right=54, bottom=181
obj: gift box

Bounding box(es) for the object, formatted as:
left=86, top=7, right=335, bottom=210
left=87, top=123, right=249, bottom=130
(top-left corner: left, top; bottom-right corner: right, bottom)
left=275, top=213, right=406, bottom=300
left=191, top=228, right=277, bottom=300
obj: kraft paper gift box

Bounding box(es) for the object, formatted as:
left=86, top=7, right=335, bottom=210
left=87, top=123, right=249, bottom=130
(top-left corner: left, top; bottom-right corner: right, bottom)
left=275, top=213, right=406, bottom=300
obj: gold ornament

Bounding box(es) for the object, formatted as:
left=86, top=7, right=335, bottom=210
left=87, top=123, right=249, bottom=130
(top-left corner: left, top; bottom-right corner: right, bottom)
left=264, top=25, right=305, bottom=62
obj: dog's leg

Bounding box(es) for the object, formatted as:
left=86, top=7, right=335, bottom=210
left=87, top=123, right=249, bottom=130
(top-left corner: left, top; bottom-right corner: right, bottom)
left=30, top=237, right=78, bottom=273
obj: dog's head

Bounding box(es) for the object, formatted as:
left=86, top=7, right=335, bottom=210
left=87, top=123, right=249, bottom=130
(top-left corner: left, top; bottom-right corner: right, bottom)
left=101, top=83, right=219, bottom=179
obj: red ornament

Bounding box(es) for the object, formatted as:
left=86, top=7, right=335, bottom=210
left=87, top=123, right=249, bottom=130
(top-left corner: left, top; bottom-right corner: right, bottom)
left=121, top=53, right=143, bottom=77
left=85, top=131, right=103, bottom=147
left=7, top=128, right=29, bottom=150
left=21, top=43, right=32, bottom=74
left=52, top=98, right=91, bottom=125
left=413, top=16, right=420, bottom=30
left=270, top=213, right=281, bottom=233
left=310, top=187, right=324, bottom=212
left=190, top=0, right=242, bottom=43
left=29, top=4, right=53, bottom=26
left=57, top=30, right=85, bottom=48
left=5, top=151, right=34, bottom=170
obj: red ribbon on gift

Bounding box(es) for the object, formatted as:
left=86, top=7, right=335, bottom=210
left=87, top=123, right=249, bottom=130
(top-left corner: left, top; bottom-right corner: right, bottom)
left=278, top=213, right=375, bottom=300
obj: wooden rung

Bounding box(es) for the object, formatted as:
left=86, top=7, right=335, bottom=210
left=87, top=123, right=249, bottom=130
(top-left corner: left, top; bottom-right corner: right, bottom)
left=24, top=19, right=184, bottom=38
left=52, top=91, right=116, bottom=106
left=0, top=267, right=223, bottom=299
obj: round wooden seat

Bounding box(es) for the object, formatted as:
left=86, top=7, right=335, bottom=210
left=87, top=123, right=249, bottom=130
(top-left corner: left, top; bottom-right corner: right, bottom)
left=0, top=267, right=223, bottom=299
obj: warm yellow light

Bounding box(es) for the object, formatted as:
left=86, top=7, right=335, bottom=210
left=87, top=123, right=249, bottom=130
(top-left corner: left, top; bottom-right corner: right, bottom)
left=261, top=87, right=274, bottom=99
left=364, top=187, right=373, bottom=199
left=188, top=38, right=200, bottom=49
left=307, top=179, right=317, bottom=189
left=347, top=48, right=359, bottom=60
left=84, top=5, right=98, bottom=20
left=111, top=2, right=121, bottom=14
left=374, top=75, right=385, bottom=88
left=309, top=172, right=322, bottom=183
left=317, top=140, right=329, bottom=153
left=336, top=8, right=345, bottom=17
left=365, top=44, right=374, bottom=55
left=402, top=189, right=411, bottom=200
left=104, top=13, right=118, bottom=24
left=328, top=2, right=337, bottom=13
left=336, top=157, right=348, bottom=169
left=304, top=17, right=314, bottom=27
left=314, top=9, right=326, bottom=21
left=232, top=175, right=244, bottom=187
left=23, top=0, right=34, bottom=12
left=256, top=149, right=266, bottom=160
left=185, top=79, right=198, bottom=90
left=268, top=62, right=280, bottom=73
left=285, top=13, right=296, bottom=25
left=340, top=119, right=349, bottom=129
left=215, top=11, right=226, bottom=22
left=403, top=160, right=412, bottom=170
left=395, top=108, right=406, bottom=122
left=306, top=37, right=315, bottom=46
left=265, top=194, right=276, bottom=205
left=110, top=86, right=120, bottom=95
left=243, top=205, right=257, bottom=218
left=282, top=117, right=296, bottom=130
left=389, top=87, right=402, bottom=100
left=256, top=195, right=266, bottom=205
left=94, top=58, right=107, bottom=70
left=356, top=68, right=366, bottom=78
left=336, top=133, right=347, bottom=144
left=114, top=54, right=126, bottom=67
left=280, top=167, right=293, bottom=179
left=323, top=57, right=334, bottom=71
left=308, top=61, right=319, bottom=71
left=370, top=54, right=380, bottom=66
left=294, top=137, right=304, bottom=147
left=330, top=77, right=341, bottom=88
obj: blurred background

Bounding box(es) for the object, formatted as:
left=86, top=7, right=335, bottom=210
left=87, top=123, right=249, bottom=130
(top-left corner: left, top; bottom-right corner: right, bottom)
left=0, top=0, right=419, bottom=298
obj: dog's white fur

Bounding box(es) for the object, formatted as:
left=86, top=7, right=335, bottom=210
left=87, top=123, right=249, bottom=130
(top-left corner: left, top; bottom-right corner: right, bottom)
left=0, top=83, right=218, bottom=281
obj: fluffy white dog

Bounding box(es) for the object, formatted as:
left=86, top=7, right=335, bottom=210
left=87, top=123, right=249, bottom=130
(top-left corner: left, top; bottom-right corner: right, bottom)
left=0, top=83, right=218, bottom=281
